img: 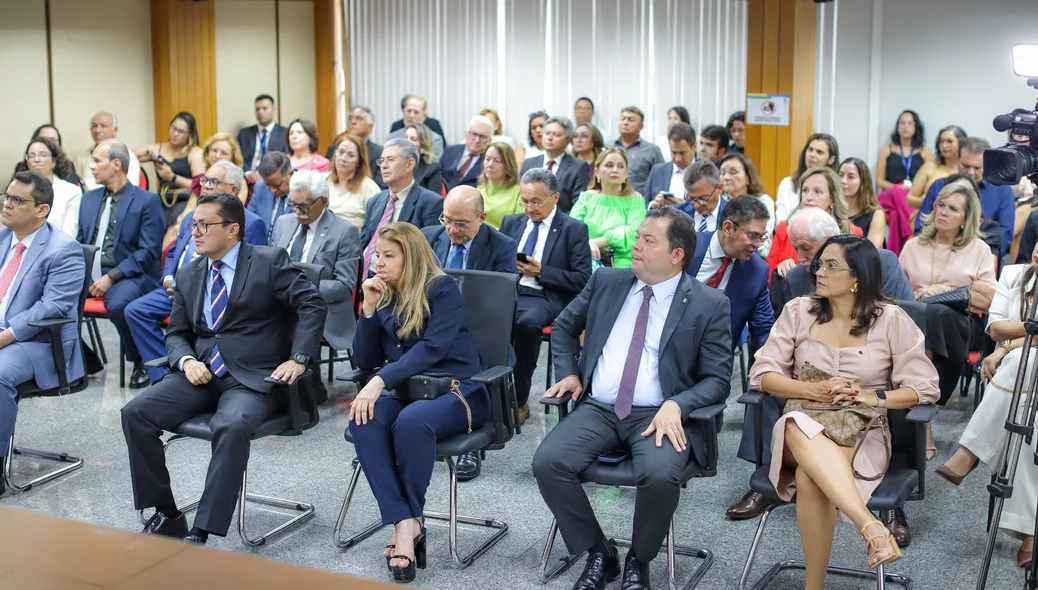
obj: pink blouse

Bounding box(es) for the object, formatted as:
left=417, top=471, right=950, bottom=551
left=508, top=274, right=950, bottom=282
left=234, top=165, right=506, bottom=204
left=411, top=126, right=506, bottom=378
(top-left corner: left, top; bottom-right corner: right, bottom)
left=898, top=236, right=996, bottom=294
left=295, top=154, right=331, bottom=173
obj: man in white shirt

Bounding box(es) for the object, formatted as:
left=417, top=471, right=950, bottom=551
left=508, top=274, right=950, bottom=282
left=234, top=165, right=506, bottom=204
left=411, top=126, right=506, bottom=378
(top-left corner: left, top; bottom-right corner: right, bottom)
left=646, top=123, right=698, bottom=208
left=534, top=206, right=732, bottom=590
left=75, top=112, right=143, bottom=192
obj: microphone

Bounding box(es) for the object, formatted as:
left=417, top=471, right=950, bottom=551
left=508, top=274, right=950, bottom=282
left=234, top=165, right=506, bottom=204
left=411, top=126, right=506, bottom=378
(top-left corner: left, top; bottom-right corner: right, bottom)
left=993, top=109, right=1032, bottom=132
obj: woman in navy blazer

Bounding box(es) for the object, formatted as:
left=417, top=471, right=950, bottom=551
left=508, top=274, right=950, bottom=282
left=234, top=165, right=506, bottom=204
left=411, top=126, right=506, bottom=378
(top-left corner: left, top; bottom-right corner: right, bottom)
left=349, top=222, right=489, bottom=583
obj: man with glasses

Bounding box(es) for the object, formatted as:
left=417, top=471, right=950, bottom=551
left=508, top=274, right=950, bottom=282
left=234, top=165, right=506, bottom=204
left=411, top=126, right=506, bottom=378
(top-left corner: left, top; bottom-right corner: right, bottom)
left=249, top=152, right=297, bottom=241
left=271, top=169, right=360, bottom=403
left=661, top=159, right=727, bottom=233
left=520, top=116, right=590, bottom=213
left=500, top=169, right=591, bottom=425
left=121, top=191, right=326, bottom=545
left=76, top=139, right=165, bottom=385
left=441, top=116, right=495, bottom=191
left=0, top=171, right=86, bottom=494
left=124, top=161, right=267, bottom=386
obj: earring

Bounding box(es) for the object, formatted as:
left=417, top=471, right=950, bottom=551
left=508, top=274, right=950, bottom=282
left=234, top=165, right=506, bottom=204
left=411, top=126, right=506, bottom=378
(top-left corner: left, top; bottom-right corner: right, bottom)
left=850, top=283, right=859, bottom=293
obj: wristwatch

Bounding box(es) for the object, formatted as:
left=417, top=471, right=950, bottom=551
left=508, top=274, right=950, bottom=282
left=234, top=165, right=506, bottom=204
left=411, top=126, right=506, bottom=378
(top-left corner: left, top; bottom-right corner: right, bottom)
left=874, top=389, right=887, bottom=408
left=1002, top=339, right=1014, bottom=351
left=291, top=353, right=311, bottom=366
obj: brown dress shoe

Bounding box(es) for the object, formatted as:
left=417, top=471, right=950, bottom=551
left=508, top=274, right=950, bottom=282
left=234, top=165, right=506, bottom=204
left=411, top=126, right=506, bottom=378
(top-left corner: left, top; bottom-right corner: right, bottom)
left=882, top=508, right=911, bottom=548
left=726, top=490, right=780, bottom=520
left=518, top=404, right=530, bottom=425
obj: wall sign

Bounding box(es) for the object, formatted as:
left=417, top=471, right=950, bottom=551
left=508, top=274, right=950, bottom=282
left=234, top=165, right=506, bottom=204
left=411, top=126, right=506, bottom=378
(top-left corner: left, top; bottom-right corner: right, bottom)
left=746, top=93, right=790, bottom=126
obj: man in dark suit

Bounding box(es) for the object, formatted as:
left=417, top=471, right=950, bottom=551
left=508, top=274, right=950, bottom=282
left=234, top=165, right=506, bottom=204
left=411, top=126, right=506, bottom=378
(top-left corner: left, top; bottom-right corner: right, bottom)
left=533, top=207, right=732, bottom=590
left=500, top=168, right=591, bottom=422
left=0, top=172, right=86, bottom=493
left=440, top=116, right=494, bottom=191
left=325, top=106, right=384, bottom=188
left=360, top=139, right=444, bottom=278
left=77, top=139, right=165, bottom=384
left=121, top=192, right=326, bottom=544
left=124, top=161, right=267, bottom=386
left=644, top=122, right=697, bottom=207
left=248, top=152, right=296, bottom=241
left=238, top=94, right=288, bottom=174
left=520, top=116, right=590, bottom=214
left=388, top=94, right=447, bottom=154
left=422, top=186, right=517, bottom=273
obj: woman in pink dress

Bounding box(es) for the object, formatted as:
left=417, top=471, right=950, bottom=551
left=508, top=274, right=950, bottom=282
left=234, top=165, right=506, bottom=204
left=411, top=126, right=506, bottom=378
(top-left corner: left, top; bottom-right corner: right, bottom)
left=749, top=235, right=940, bottom=590
left=287, top=118, right=331, bottom=173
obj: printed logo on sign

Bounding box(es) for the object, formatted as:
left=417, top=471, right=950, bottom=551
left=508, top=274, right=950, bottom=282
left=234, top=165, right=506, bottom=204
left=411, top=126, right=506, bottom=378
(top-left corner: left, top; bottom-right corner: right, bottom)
left=761, top=101, right=775, bottom=116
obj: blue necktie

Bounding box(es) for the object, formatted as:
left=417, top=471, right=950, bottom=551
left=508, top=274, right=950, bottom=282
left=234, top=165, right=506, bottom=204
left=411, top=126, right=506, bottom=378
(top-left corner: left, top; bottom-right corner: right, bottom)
left=698, top=215, right=708, bottom=233
left=259, top=128, right=269, bottom=156
left=207, top=261, right=229, bottom=377
left=447, top=244, right=465, bottom=269
left=522, top=222, right=540, bottom=256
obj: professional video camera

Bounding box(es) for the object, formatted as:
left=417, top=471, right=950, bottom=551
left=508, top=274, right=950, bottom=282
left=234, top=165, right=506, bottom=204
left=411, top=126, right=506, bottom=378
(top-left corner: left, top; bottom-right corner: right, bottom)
left=984, top=45, right=1038, bottom=186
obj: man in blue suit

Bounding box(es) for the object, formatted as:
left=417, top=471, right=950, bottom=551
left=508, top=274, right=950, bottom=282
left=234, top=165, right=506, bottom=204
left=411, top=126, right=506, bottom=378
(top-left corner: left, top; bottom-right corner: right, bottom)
left=0, top=171, right=86, bottom=492
left=500, top=169, right=591, bottom=421
left=643, top=122, right=697, bottom=207
left=124, top=161, right=267, bottom=385
left=422, top=186, right=517, bottom=273
left=440, top=116, right=494, bottom=190
left=77, top=140, right=165, bottom=386
left=248, top=151, right=296, bottom=241
left=360, top=139, right=444, bottom=278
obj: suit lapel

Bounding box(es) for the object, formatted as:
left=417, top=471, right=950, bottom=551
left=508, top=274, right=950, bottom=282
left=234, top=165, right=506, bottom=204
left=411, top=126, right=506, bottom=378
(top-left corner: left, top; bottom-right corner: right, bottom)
left=725, top=259, right=747, bottom=298
left=112, top=185, right=134, bottom=246
left=467, top=224, right=489, bottom=269
left=660, top=273, right=693, bottom=352
left=434, top=230, right=450, bottom=266
left=541, top=212, right=564, bottom=262
left=689, top=231, right=712, bottom=276
left=398, top=189, right=419, bottom=224
left=0, top=232, right=11, bottom=269
left=228, top=244, right=252, bottom=314
left=599, top=273, right=638, bottom=343
left=307, top=212, right=331, bottom=257
left=503, top=214, right=527, bottom=243
left=189, top=257, right=207, bottom=327
left=2, top=225, right=47, bottom=308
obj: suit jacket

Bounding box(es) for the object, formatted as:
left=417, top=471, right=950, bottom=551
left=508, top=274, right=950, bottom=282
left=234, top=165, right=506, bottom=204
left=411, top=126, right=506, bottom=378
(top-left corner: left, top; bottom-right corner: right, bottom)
left=440, top=145, right=483, bottom=190
left=272, top=210, right=361, bottom=350
left=237, top=124, right=288, bottom=171
left=353, top=274, right=483, bottom=391
left=76, top=183, right=164, bottom=287
left=164, top=210, right=267, bottom=279
left=551, top=268, right=732, bottom=466
left=390, top=117, right=446, bottom=144
left=421, top=223, right=517, bottom=274
left=771, top=248, right=915, bottom=316
left=520, top=153, right=591, bottom=214
left=644, top=161, right=679, bottom=205
left=0, top=223, right=85, bottom=390
left=167, top=244, right=327, bottom=394
left=414, top=160, right=444, bottom=194
left=688, top=231, right=774, bottom=354
left=247, top=180, right=293, bottom=238
left=359, top=185, right=444, bottom=248
left=500, top=210, right=591, bottom=314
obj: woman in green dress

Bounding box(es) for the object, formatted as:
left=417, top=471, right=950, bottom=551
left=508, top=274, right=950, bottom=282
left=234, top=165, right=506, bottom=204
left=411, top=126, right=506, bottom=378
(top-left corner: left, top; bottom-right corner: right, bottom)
left=477, top=142, right=523, bottom=229
left=570, top=148, right=646, bottom=268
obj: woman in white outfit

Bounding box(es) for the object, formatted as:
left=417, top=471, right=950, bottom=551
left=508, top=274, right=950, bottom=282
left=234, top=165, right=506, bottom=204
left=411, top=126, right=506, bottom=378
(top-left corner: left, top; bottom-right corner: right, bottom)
left=21, top=136, right=81, bottom=237
left=937, top=245, right=1038, bottom=568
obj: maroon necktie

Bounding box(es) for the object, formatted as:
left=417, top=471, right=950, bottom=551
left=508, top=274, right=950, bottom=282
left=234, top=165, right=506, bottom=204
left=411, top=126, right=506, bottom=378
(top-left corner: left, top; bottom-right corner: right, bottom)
left=615, top=285, right=653, bottom=420
left=458, top=153, right=475, bottom=178
left=706, top=257, right=731, bottom=289
left=546, top=159, right=556, bottom=173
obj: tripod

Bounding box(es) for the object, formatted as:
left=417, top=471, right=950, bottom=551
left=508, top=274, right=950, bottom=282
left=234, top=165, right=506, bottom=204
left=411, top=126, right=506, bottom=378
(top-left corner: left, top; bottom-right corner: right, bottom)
left=977, top=293, right=1038, bottom=589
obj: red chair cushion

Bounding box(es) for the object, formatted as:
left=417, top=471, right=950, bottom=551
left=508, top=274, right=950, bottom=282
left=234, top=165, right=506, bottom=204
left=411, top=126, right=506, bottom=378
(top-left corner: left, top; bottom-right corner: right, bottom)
left=84, top=297, right=108, bottom=316
left=162, top=317, right=170, bottom=327
left=542, top=326, right=551, bottom=335
left=967, top=351, right=982, bottom=366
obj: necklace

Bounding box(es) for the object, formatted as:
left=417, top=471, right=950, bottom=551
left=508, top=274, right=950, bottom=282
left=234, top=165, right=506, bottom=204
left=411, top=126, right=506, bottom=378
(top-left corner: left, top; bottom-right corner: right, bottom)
left=930, top=242, right=953, bottom=285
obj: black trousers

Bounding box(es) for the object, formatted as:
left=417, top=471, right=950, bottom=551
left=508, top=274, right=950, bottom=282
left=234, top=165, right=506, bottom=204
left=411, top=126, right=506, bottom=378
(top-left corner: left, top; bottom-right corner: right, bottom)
left=514, top=288, right=557, bottom=407
left=531, top=399, right=691, bottom=561
left=121, top=372, right=283, bottom=535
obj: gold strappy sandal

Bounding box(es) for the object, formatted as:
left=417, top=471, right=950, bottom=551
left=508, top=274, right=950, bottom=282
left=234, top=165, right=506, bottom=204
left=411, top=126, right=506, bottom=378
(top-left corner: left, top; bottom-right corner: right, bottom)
left=860, top=519, right=902, bottom=568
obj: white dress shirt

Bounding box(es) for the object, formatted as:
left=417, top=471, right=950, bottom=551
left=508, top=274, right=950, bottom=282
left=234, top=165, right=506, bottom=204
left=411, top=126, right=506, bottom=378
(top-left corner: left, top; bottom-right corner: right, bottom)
left=668, top=163, right=687, bottom=197
left=591, top=272, right=682, bottom=408
left=694, top=198, right=723, bottom=232
left=518, top=207, right=557, bottom=289
left=694, top=232, right=734, bottom=290
left=0, top=228, right=40, bottom=330
left=543, top=153, right=564, bottom=174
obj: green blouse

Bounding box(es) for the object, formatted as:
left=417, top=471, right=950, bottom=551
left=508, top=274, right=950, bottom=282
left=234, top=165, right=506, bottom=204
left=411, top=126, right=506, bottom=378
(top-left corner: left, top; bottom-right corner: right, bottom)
left=479, top=183, right=523, bottom=229
left=569, top=190, right=647, bottom=268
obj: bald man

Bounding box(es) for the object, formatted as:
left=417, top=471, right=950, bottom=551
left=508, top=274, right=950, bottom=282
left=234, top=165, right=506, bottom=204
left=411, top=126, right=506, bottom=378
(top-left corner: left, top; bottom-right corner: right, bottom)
left=420, top=185, right=518, bottom=482
left=76, top=112, right=144, bottom=192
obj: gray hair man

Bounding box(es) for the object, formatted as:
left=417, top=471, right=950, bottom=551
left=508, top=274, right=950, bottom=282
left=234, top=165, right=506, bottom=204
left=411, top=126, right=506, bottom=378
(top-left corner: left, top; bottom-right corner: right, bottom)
left=77, top=111, right=143, bottom=191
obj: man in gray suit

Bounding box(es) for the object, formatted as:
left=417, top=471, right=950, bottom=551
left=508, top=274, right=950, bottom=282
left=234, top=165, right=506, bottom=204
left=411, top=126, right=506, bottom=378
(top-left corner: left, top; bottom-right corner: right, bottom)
left=533, top=206, right=732, bottom=590
left=272, top=170, right=361, bottom=401
left=0, top=172, right=86, bottom=494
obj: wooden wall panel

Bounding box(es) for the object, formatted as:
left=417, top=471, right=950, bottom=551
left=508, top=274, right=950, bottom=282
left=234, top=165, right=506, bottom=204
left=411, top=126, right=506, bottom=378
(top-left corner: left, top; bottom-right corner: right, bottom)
left=151, top=0, right=217, bottom=143
left=314, top=0, right=337, bottom=150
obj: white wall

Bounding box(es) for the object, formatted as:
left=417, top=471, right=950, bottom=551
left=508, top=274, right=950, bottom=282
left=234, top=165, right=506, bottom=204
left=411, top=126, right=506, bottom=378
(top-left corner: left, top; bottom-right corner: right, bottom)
left=820, top=0, right=1038, bottom=174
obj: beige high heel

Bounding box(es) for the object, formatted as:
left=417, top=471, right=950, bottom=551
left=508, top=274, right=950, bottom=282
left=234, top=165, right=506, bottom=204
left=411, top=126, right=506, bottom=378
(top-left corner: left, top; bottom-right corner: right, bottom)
left=860, top=519, right=903, bottom=568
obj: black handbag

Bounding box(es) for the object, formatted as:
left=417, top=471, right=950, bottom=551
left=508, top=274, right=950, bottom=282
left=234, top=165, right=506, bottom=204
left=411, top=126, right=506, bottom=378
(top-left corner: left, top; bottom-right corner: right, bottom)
left=918, top=285, right=972, bottom=314
left=385, top=373, right=473, bottom=432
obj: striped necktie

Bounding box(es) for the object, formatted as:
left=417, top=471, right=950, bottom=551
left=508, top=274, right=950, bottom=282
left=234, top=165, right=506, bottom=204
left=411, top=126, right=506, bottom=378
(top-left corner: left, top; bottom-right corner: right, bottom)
left=207, top=261, right=229, bottom=377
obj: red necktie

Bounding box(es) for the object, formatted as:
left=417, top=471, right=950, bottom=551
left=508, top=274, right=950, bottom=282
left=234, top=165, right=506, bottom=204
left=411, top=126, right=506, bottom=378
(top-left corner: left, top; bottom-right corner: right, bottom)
left=0, top=243, right=26, bottom=302
left=546, top=159, right=556, bottom=173
left=458, top=154, right=475, bottom=179
left=706, top=257, right=731, bottom=289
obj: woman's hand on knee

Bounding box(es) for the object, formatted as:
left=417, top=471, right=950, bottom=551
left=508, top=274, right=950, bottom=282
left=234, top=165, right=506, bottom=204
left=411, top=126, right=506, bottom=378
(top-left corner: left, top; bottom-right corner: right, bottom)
left=349, top=376, right=386, bottom=425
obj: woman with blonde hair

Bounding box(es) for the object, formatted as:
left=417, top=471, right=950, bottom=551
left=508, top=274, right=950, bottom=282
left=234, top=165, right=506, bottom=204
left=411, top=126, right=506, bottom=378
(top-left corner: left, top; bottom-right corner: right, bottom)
left=569, top=148, right=646, bottom=267
left=839, top=157, right=887, bottom=248
left=328, top=133, right=381, bottom=229
left=189, top=133, right=249, bottom=198
left=718, top=152, right=775, bottom=257
left=349, top=222, right=490, bottom=584
left=402, top=124, right=444, bottom=193
left=477, top=142, right=523, bottom=228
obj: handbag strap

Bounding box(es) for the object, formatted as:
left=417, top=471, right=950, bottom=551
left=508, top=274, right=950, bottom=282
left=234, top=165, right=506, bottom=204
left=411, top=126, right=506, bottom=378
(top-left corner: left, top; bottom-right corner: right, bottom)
left=851, top=414, right=889, bottom=481
left=448, top=379, right=473, bottom=433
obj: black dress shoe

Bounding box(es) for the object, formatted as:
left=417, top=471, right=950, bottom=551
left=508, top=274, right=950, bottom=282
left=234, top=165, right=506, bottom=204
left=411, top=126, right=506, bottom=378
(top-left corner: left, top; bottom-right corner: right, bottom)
left=725, top=490, right=781, bottom=520
left=142, top=512, right=188, bottom=538
left=183, top=534, right=207, bottom=545
left=129, top=364, right=151, bottom=390
left=312, top=373, right=329, bottom=405
left=620, top=551, right=651, bottom=590
left=573, top=542, right=620, bottom=590
left=883, top=508, right=911, bottom=548
left=456, top=452, right=481, bottom=481
left=0, top=457, right=6, bottom=495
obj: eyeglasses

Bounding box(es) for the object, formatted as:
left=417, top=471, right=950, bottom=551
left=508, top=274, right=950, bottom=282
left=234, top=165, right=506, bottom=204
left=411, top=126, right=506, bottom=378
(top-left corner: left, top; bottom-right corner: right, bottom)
left=685, top=185, right=719, bottom=205
left=189, top=220, right=232, bottom=235
left=732, top=222, right=767, bottom=245
left=24, top=152, right=52, bottom=161
left=0, top=194, right=38, bottom=208
left=198, top=176, right=233, bottom=188
left=439, top=215, right=473, bottom=230
left=375, top=156, right=401, bottom=166
left=810, top=259, right=853, bottom=275
left=521, top=198, right=550, bottom=209
left=467, top=130, right=491, bottom=142
left=291, top=200, right=319, bottom=212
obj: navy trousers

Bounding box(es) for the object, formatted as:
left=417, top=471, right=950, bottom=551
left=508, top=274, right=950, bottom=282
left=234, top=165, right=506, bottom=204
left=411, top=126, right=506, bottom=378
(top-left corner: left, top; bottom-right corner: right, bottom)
left=349, top=380, right=490, bottom=525
left=124, top=287, right=173, bottom=382
left=104, top=275, right=154, bottom=364
left=513, top=289, right=557, bottom=408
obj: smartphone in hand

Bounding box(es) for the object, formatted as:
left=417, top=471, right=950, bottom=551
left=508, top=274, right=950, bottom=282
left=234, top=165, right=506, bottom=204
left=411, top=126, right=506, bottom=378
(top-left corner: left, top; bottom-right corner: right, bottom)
left=517, top=252, right=529, bottom=263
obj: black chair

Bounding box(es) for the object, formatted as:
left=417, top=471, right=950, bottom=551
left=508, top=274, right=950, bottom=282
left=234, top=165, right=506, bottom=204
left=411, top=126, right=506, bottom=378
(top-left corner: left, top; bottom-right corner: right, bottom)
left=333, top=269, right=520, bottom=568
left=536, top=397, right=721, bottom=590
left=736, top=301, right=935, bottom=590
left=6, top=244, right=95, bottom=492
